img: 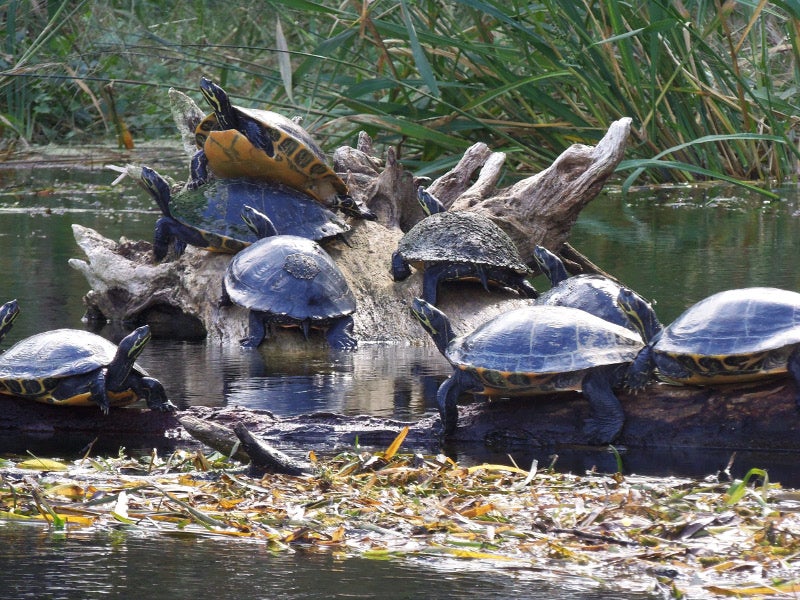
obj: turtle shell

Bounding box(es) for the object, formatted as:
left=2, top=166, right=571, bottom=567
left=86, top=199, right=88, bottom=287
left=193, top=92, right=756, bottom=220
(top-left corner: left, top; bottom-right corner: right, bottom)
left=537, top=275, right=641, bottom=333
left=195, top=110, right=348, bottom=203
left=446, top=305, right=642, bottom=393
left=652, top=287, right=800, bottom=382
left=0, top=329, right=149, bottom=405
left=397, top=211, right=528, bottom=272
left=225, top=235, right=356, bottom=322
left=170, top=177, right=349, bottom=247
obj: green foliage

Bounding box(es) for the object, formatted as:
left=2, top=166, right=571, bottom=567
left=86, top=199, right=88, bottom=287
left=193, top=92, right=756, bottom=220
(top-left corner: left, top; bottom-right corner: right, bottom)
left=1, top=0, right=798, bottom=185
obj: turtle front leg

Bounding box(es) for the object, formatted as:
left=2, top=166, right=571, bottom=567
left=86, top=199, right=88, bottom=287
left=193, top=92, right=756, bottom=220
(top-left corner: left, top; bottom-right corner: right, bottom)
left=581, top=365, right=625, bottom=445
left=786, top=345, right=800, bottom=409
left=326, top=316, right=358, bottom=351
left=391, top=251, right=412, bottom=281
left=88, top=369, right=111, bottom=415
left=436, top=370, right=475, bottom=436
left=138, top=376, right=177, bottom=412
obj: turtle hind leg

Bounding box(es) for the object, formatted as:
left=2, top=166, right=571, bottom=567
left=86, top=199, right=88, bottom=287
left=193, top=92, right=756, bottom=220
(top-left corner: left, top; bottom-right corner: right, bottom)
left=787, top=345, right=800, bottom=409
left=581, top=366, right=625, bottom=445
left=241, top=312, right=268, bottom=348
left=325, top=316, right=357, bottom=351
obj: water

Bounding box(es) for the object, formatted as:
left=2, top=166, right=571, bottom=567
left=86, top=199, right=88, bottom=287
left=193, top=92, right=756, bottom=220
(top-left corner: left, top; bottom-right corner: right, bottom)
left=1, top=162, right=799, bottom=597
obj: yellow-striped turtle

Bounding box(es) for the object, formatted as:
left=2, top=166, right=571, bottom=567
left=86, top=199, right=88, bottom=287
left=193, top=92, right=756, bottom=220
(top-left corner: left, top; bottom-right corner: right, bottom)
left=0, top=299, right=20, bottom=345
left=411, top=298, right=642, bottom=443
left=392, top=209, right=538, bottom=305
left=619, top=287, right=800, bottom=402
left=193, top=77, right=374, bottom=220
left=533, top=245, right=658, bottom=338
left=0, top=326, right=175, bottom=413
left=136, top=166, right=349, bottom=261
left=224, top=206, right=358, bottom=350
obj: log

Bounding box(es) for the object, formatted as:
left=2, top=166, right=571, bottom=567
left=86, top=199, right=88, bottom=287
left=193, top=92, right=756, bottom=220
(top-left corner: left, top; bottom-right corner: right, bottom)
left=0, top=377, right=797, bottom=457
left=69, top=119, right=633, bottom=345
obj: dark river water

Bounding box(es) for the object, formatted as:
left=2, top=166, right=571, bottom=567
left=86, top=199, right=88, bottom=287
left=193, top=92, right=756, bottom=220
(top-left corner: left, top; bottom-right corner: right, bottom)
left=1, top=159, right=798, bottom=598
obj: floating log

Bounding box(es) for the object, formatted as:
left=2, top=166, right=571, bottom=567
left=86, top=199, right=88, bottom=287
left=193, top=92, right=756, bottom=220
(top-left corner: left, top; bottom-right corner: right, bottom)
left=2, top=376, right=797, bottom=457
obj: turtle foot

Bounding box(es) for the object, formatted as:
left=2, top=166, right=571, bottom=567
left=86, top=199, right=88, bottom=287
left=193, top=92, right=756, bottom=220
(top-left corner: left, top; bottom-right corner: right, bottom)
left=583, top=417, right=622, bottom=446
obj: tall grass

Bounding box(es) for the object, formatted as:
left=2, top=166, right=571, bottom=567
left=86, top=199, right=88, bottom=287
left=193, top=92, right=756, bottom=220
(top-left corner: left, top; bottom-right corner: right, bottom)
left=1, top=0, right=798, bottom=186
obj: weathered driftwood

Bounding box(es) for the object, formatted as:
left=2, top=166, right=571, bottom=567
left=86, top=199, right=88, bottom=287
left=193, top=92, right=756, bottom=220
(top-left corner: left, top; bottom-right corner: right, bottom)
left=1, top=377, right=798, bottom=456
left=69, top=119, right=632, bottom=345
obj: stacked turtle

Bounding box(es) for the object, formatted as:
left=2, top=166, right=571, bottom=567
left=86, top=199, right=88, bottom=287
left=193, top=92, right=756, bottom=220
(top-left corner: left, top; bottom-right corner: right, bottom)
left=135, top=78, right=363, bottom=349
left=122, top=78, right=800, bottom=442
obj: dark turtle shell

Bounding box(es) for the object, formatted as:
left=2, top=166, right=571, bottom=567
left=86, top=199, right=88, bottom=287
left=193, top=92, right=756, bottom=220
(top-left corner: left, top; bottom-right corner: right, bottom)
left=170, top=177, right=349, bottom=246
left=652, top=287, right=800, bottom=382
left=396, top=211, right=528, bottom=272
left=446, top=305, right=642, bottom=392
left=224, top=235, right=356, bottom=322
left=0, top=329, right=150, bottom=405
left=537, top=275, right=642, bottom=333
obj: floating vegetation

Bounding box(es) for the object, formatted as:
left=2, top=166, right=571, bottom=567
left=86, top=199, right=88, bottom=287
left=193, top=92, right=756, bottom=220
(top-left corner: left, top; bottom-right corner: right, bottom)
left=0, top=437, right=799, bottom=598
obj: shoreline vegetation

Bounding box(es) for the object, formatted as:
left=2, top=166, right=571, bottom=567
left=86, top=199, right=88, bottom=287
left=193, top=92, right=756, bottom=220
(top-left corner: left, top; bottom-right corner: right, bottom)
left=1, top=1, right=798, bottom=190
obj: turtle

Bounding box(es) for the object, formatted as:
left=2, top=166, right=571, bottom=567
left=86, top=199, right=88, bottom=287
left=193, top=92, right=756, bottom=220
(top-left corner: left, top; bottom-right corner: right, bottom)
left=391, top=209, right=538, bottom=304
left=135, top=165, right=350, bottom=261
left=0, top=325, right=175, bottom=413
left=533, top=245, right=660, bottom=338
left=223, top=206, right=358, bottom=350
left=411, top=298, right=643, bottom=443
left=618, top=286, right=800, bottom=405
left=0, top=299, right=20, bottom=346
left=192, top=77, right=375, bottom=220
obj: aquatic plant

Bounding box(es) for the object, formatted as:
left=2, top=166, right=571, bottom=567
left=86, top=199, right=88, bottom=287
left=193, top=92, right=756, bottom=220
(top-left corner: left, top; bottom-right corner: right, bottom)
left=0, top=436, right=798, bottom=598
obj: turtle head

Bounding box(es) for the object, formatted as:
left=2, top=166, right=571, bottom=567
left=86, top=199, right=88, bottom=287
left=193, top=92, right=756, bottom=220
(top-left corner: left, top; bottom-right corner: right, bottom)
left=617, top=288, right=663, bottom=344
left=417, top=186, right=446, bottom=216
left=410, top=297, right=454, bottom=356
left=532, top=245, right=568, bottom=286
left=0, top=299, right=20, bottom=344
left=199, top=77, right=236, bottom=129
left=241, top=205, right=278, bottom=239
left=139, top=166, right=173, bottom=216
left=107, top=326, right=152, bottom=390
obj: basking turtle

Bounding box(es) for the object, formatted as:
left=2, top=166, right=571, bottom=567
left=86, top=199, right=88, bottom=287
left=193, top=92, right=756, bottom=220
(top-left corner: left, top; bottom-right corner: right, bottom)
left=136, top=166, right=349, bottom=261
left=224, top=206, right=357, bottom=350
left=0, top=299, right=20, bottom=346
left=533, top=245, right=659, bottom=337
left=0, top=326, right=175, bottom=413
left=411, top=298, right=642, bottom=443
left=619, top=287, right=800, bottom=403
left=193, top=77, right=375, bottom=220
left=392, top=210, right=538, bottom=304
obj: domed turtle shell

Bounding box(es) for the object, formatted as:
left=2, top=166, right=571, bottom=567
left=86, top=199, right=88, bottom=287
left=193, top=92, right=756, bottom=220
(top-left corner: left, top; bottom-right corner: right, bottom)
left=447, top=305, right=643, bottom=391
left=397, top=211, right=528, bottom=272
left=225, top=235, right=356, bottom=322
left=411, top=298, right=642, bottom=443
left=0, top=327, right=173, bottom=412
left=169, top=177, right=349, bottom=245
left=533, top=245, right=657, bottom=337
left=649, top=287, right=800, bottom=383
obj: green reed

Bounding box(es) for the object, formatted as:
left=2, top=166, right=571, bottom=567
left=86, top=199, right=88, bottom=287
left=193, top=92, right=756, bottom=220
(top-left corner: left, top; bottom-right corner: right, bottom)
left=1, top=0, right=798, bottom=187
